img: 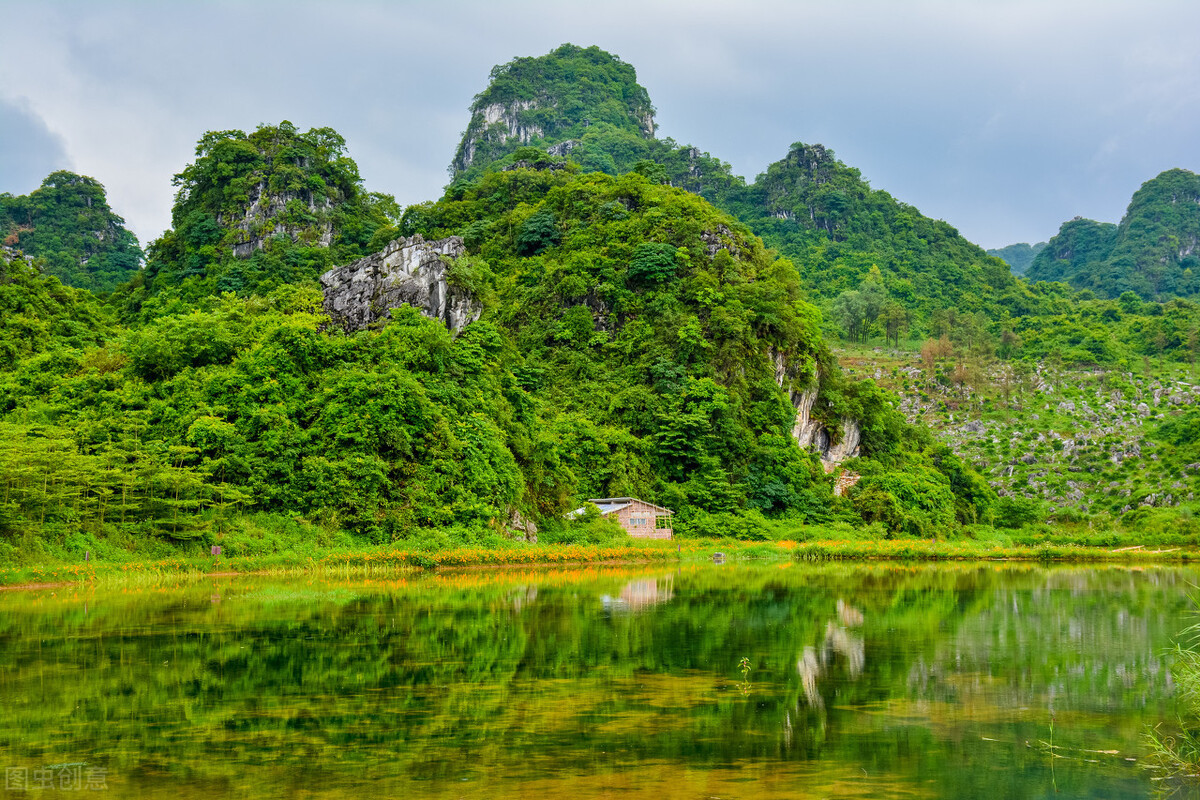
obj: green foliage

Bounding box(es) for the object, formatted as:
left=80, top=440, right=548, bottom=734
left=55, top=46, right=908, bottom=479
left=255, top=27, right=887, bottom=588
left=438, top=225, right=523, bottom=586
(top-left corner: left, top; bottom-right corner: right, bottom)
left=987, top=242, right=1046, bottom=275
left=0, top=249, right=111, bottom=369
left=137, top=122, right=399, bottom=303
left=1029, top=169, right=1200, bottom=300
left=992, top=496, right=1043, bottom=529
left=451, top=44, right=655, bottom=177
left=516, top=210, right=560, bottom=256
left=1, top=171, right=143, bottom=293
left=850, top=463, right=957, bottom=538
left=626, top=242, right=679, bottom=286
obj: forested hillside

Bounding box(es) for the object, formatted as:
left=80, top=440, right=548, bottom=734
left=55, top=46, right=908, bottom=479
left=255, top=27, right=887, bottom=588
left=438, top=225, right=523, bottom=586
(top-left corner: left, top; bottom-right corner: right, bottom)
left=4, top=43, right=1200, bottom=566
left=0, top=122, right=998, bottom=563
left=449, top=47, right=1033, bottom=341
left=132, top=121, right=400, bottom=306
left=1028, top=169, right=1200, bottom=300
left=1, top=171, right=142, bottom=293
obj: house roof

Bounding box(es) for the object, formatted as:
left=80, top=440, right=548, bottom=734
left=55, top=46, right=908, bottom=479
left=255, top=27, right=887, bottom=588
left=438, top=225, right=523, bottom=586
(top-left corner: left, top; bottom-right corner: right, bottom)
left=565, top=497, right=674, bottom=518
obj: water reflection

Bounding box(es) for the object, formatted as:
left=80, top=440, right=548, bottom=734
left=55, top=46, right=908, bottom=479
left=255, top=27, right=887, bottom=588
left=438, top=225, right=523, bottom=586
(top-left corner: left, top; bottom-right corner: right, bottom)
left=600, top=575, right=674, bottom=612
left=0, top=563, right=1191, bottom=799
left=798, top=598, right=866, bottom=708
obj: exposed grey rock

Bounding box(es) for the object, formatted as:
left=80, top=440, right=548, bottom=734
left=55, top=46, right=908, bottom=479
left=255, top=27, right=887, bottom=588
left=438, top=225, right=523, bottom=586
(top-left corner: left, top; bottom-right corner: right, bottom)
left=545, top=140, right=578, bottom=157
left=507, top=509, right=538, bottom=543
left=320, top=235, right=481, bottom=334
left=790, top=383, right=822, bottom=450
left=1136, top=402, right=1151, bottom=417
left=1057, top=400, right=1075, bottom=414
left=824, top=417, right=862, bottom=465
left=223, top=181, right=334, bottom=258
left=784, top=367, right=861, bottom=468
left=700, top=225, right=740, bottom=259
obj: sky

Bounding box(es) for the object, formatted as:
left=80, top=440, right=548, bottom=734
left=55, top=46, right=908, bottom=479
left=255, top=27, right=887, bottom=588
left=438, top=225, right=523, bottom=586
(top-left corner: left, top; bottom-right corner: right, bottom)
left=2, top=0, right=1199, bottom=251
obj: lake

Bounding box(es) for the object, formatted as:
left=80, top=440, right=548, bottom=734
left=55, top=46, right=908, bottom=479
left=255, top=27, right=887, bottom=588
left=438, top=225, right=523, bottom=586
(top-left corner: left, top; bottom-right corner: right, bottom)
left=0, top=562, right=1195, bottom=798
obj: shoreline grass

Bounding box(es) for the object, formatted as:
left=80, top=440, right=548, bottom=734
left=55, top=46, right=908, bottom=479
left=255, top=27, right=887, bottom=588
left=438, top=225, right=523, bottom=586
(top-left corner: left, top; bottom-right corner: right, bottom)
left=2, top=535, right=1198, bottom=589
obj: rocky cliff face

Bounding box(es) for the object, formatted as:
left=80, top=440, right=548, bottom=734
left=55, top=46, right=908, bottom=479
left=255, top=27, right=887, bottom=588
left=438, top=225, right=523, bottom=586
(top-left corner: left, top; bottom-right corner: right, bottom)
left=320, top=235, right=481, bottom=334
left=770, top=350, right=862, bottom=469
left=455, top=100, right=544, bottom=173
left=223, top=182, right=334, bottom=258
left=453, top=93, right=655, bottom=175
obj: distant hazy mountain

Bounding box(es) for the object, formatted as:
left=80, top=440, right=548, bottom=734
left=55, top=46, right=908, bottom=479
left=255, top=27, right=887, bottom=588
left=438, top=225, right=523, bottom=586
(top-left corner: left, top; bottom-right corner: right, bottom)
left=987, top=242, right=1046, bottom=275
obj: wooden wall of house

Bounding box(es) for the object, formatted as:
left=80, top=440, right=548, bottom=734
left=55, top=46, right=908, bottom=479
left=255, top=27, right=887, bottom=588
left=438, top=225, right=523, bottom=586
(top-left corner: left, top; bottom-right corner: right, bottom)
left=613, top=499, right=673, bottom=540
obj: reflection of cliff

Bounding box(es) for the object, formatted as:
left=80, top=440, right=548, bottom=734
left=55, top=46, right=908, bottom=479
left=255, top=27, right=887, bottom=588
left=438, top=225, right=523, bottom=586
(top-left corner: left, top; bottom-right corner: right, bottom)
left=508, top=585, right=537, bottom=612
left=601, top=576, right=674, bottom=612
left=797, top=599, right=865, bottom=708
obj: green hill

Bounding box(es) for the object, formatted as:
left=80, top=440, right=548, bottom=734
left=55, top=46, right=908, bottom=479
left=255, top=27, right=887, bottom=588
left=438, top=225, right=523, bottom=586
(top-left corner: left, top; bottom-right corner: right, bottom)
left=987, top=242, right=1046, bottom=275
left=0, top=122, right=996, bottom=555
left=449, top=44, right=744, bottom=201
left=723, top=143, right=1021, bottom=317
left=135, top=121, right=400, bottom=305
left=1, top=171, right=142, bottom=293
left=1028, top=169, right=1200, bottom=300
left=450, top=46, right=1027, bottom=343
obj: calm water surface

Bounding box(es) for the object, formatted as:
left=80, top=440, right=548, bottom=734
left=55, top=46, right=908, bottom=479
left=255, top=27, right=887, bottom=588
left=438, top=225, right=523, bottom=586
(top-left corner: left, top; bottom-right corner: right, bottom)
left=0, top=562, right=1195, bottom=799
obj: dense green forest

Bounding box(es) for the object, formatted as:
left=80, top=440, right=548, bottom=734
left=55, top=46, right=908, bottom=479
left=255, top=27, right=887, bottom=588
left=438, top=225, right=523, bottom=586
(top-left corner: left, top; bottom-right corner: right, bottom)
left=0, top=120, right=997, bottom=564
left=1, top=171, right=143, bottom=293
left=3, top=43, right=1200, bottom=567
left=449, top=46, right=1200, bottom=371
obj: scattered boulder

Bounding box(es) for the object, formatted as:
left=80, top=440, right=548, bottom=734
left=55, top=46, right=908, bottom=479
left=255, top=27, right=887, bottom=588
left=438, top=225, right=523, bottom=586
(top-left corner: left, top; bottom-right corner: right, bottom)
left=320, top=235, right=482, bottom=334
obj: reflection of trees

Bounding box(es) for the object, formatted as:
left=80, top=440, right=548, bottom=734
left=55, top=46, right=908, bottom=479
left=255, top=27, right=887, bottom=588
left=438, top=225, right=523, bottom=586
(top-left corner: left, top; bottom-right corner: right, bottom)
left=0, top=564, right=1190, bottom=798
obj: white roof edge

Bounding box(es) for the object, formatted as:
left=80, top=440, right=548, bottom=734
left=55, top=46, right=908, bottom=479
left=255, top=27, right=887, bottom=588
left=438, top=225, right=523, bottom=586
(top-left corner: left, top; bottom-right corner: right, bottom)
left=587, top=497, right=674, bottom=514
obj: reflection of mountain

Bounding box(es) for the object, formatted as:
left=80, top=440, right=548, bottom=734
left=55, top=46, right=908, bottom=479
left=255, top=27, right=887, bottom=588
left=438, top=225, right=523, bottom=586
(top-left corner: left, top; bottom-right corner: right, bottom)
left=601, top=576, right=674, bottom=612
left=906, top=569, right=1179, bottom=712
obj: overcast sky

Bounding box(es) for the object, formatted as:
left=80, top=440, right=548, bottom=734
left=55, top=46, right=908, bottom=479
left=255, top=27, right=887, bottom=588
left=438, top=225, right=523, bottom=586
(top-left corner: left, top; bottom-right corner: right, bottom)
left=2, top=0, right=1198, bottom=251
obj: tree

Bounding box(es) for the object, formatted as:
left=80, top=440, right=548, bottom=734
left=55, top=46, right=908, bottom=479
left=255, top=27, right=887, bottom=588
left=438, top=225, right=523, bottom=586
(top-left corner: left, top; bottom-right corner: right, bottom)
left=516, top=210, right=560, bottom=256
left=880, top=302, right=907, bottom=347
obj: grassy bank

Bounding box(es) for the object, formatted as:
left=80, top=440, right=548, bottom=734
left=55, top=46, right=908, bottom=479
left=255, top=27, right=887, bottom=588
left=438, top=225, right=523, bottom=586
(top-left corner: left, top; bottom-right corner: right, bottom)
left=2, top=528, right=1199, bottom=589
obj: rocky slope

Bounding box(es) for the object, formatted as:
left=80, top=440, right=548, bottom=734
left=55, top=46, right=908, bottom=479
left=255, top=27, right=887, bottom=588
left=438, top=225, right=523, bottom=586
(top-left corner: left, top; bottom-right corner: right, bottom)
left=837, top=346, right=1200, bottom=516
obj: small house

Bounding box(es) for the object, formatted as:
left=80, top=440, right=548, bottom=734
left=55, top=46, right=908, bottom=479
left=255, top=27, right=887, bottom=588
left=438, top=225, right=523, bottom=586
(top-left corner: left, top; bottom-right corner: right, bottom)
left=571, top=497, right=674, bottom=540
